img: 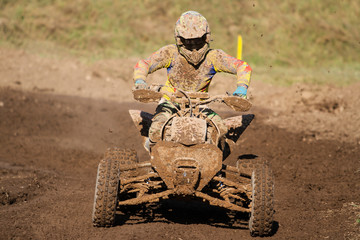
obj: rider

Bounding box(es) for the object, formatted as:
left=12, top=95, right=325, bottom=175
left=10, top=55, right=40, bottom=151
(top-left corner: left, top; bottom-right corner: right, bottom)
left=133, top=11, right=252, bottom=144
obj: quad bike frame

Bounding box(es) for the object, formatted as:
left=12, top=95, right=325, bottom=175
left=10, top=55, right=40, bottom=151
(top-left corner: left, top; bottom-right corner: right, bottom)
left=92, top=88, right=275, bottom=237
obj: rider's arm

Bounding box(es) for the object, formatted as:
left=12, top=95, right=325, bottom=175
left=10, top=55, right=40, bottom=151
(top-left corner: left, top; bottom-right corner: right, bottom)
left=210, top=49, right=252, bottom=89
left=133, top=45, right=175, bottom=84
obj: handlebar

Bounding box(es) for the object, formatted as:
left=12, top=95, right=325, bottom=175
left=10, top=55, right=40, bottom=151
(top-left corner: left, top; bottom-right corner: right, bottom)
left=132, top=87, right=252, bottom=112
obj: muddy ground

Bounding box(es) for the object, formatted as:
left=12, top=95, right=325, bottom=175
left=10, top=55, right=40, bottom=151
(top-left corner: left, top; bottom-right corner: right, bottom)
left=0, top=49, right=359, bottom=239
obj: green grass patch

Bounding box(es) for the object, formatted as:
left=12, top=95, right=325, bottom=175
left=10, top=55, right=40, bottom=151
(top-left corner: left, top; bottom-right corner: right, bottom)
left=0, top=0, right=359, bottom=85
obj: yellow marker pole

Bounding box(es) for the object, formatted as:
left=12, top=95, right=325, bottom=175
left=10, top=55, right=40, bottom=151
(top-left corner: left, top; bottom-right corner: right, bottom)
left=237, top=35, right=242, bottom=60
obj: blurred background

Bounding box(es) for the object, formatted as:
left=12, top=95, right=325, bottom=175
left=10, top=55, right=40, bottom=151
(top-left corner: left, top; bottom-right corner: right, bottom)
left=1, top=0, right=359, bottom=86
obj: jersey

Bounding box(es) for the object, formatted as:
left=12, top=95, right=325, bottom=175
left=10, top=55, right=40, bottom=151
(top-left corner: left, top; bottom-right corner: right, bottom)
left=133, top=44, right=252, bottom=96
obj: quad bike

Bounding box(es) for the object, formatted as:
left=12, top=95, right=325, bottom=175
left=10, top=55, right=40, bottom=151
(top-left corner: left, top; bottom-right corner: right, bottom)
left=92, top=86, right=275, bottom=237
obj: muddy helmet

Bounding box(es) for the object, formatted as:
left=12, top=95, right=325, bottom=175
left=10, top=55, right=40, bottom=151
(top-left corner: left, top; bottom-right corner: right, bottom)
left=175, top=11, right=211, bottom=65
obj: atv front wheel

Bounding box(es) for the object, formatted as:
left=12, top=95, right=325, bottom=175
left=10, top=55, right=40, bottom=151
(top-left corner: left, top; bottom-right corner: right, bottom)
left=92, top=158, right=120, bottom=227
left=249, top=163, right=274, bottom=236
left=236, top=158, right=264, bottom=176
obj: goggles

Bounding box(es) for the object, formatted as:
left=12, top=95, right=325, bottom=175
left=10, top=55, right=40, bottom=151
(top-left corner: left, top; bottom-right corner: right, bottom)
left=178, top=34, right=208, bottom=50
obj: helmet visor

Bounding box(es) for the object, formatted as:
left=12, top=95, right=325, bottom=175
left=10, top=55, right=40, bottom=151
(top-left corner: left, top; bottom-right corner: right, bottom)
left=179, top=34, right=207, bottom=50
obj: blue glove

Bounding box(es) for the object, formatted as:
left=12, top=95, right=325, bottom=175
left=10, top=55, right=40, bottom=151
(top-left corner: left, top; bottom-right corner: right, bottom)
left=233, top=85, right=247, bottom=98
left=134, top=79, right=147, bottom=89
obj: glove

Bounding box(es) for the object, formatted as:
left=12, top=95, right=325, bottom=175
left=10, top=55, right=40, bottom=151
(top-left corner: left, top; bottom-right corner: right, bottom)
left=232, top=85, right=247, bottom=98
left=134, top=79, right=147, bottom=89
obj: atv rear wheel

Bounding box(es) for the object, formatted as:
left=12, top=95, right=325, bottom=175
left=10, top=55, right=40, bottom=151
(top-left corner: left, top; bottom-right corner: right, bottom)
left=249, top=163, right=274, bottom=236
left=92, top=158, right=120, bottom=227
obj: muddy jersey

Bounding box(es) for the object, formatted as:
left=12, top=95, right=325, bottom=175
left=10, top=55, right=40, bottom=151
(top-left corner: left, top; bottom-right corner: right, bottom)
left=133, top=44, right=252, bottom=94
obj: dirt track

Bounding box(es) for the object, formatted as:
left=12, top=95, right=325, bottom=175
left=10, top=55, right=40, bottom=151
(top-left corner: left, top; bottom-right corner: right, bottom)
left=0, top=49, right=360, bottom=239
left=0, top=88, right=359, bottom=239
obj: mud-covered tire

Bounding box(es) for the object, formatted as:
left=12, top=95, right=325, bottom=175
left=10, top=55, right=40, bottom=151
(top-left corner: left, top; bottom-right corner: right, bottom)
left=92, top=148, right=141, bottom=227
left=105, top=148, right=141, bottom=179
left=92, top=158, right=120, bottom=227
left=236, top=158, right=266, bottom=176
left=104, top=148, right=138, bottom=165
left=249, top=163, right=274, bottom=237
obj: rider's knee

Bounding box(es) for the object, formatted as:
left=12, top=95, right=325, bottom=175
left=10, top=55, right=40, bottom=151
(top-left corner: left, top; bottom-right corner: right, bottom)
left=149, top=112, right=171, bottom=143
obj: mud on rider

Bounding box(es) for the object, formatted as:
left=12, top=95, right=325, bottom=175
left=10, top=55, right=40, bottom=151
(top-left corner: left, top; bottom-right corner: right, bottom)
left=133, top=11, right=252, bottom=145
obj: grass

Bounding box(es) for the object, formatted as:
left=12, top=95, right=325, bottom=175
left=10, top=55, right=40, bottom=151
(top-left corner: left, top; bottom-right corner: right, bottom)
left=0, top=0, right=359, bottom=85
left=351, top=203, right=360, bottom=225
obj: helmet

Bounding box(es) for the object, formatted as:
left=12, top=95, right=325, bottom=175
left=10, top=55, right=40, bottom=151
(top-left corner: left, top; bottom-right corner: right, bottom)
left=174, top=11, right=211, bottom=65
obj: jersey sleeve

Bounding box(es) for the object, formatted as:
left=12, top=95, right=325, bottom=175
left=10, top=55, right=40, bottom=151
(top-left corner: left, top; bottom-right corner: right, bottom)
left=210, top=49, right=252, bottom=88
left=133, top=45, right=175, bottom=83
